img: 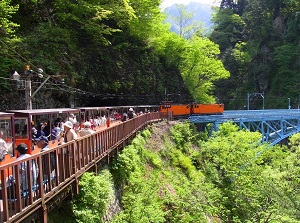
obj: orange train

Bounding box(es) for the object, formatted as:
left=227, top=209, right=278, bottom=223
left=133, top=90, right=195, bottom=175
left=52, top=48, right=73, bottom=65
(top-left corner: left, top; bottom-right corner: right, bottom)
left=159, top=103, right=224, bottom=116
left=0, top=104, right=222, bottom=164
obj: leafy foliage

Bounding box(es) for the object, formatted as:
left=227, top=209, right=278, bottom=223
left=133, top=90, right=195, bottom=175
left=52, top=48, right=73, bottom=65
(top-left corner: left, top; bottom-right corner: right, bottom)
left=111, top=130, right=166, bottom=223
left=73, top=171, right=113, bottom=222
left=50, top=122, right=300, bottom=223
left=179, top=36, right=230, bottom=102
left=0, top=0, right=19, bottom=42
left=0, top=0, right=231, bottom=109
left=72, top=171, right=113, bottom=223
left=211, top=0, right=300, bottom=109
left=170, top=121, right=197, bottom=150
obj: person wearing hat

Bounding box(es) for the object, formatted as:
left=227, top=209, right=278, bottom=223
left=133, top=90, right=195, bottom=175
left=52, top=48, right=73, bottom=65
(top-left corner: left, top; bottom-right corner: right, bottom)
left=68, top=113, right=77, bottom=125
left=35, top=136, right=49, bottom=152
left=60, top=121, right=77, bottom=145
left=15, top=143, right=30, bottom=159
left=128, top=108, right=134, bottom=119
left=79, top=121, right=95, bottom=137
left=15, top=143, right=38, bottom=191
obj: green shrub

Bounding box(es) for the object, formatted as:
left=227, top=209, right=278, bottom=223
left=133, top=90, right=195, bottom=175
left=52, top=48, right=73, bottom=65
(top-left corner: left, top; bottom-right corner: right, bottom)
left=170, top=122, right=197, bottom=151
left=111, top=144, right=143, bottom=185
left=72, top=171, right=113, bottom=223
left=170, top=149, right=196, bottom=178
left=143, top=149, right=163, bottom=168
left=111, top=131, right=151, bottom=185
left=141, top=129, right=152, bottom=139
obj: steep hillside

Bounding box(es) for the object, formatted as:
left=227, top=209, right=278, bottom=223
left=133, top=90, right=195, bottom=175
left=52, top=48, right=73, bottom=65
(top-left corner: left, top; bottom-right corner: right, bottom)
left=49, top=121, right=300, bottom=222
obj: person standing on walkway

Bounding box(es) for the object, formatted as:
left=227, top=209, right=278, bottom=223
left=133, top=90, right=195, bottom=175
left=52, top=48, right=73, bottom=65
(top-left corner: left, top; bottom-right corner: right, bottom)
left=79, top=122, right=95, bottom=137
left=128, top=108, right=134, bottom=119
left=15, top=143, right=38, bottom=191
left=60, top=121, right=78, bottom=144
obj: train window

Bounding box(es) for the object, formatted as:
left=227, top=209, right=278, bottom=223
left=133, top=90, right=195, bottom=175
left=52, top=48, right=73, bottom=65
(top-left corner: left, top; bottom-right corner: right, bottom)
left=0, top=118, right=13, bottom=154
left=0, top=119, right=12, bottom=137
left=15, top=118, right=28, bottom=138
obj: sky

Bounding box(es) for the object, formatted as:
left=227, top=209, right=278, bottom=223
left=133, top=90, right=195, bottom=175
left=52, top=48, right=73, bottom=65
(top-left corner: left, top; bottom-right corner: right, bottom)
left=161, top=0, right=221, bottom=9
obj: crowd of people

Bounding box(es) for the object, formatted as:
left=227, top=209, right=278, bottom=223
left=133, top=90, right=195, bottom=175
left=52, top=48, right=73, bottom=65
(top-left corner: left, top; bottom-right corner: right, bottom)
left=30, top=108, right=144, bottom=145
left=0, top=108, right=147, bottom=195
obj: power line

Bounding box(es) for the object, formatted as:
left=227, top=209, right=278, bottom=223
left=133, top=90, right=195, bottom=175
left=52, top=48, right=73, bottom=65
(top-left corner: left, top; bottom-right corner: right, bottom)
left=0, top=39, right=158, bottom=101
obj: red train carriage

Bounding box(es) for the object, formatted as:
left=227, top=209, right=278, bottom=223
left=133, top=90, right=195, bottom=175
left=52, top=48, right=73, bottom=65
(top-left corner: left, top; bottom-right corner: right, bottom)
left=159, top=103, right=224, bottom=116
left=160, top=104, right=191, bottom=116
left=191, top=103, right=224, bottom=115
left=6, top=108, right=80, bottom=154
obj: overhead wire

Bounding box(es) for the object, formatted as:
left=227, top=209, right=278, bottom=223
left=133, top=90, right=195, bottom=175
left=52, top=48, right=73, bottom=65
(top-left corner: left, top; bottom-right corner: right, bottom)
left=0, top=38, right=159, bottom=101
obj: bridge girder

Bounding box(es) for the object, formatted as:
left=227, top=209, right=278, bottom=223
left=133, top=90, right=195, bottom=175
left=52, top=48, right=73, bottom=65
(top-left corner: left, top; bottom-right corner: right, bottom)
left=189, top=109, right=300, bottom=146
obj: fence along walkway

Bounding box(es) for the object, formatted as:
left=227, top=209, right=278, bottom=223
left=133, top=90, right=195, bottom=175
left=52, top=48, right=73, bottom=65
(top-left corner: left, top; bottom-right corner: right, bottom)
left=0, top=112, right=163, bottom=223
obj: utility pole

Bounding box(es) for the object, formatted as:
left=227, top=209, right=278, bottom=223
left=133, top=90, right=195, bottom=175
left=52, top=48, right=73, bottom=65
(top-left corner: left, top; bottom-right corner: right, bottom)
left=13, top=67, right=54, bottom=110
left=23, top=66, right=44, bottom=110
left=25, top=77, right=32, bottom=110
left=164, top=87, right=167, bottom=101
left=24, top=65, right=33, bottom=110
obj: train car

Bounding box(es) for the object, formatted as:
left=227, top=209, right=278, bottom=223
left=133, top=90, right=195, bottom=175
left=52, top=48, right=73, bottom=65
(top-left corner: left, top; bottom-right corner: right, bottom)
left=6, top=108, right=80, bottom=154
left=191, top=103, right=224, bottom=115
left=160, top=104, right=191, bottom=116
left=120, top=105, right=159, bottom=114
left=79, top=106, right=111, bottom=128
left=159, top=103, right=224, bottom=116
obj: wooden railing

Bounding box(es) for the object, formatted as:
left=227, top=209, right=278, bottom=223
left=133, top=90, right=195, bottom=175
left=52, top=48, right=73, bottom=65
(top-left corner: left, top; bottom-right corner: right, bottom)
left=0, top=112, right=163, bottom=223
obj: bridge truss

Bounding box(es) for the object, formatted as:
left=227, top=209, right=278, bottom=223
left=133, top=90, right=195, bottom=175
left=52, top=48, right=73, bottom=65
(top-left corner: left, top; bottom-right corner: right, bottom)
left=189, top=109, right=300, bottom=146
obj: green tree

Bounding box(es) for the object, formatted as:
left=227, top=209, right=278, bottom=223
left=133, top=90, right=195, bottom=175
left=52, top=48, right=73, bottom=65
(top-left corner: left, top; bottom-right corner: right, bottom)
left=198, top=122, right=300, bottom=222
left=210, top=8, right=245, bottom=52
left=179, top=36, right=230, bottom=103
left=167, top=4, right=204, bottom=39
left=0, top=0, right=19, bottom=42
left=271, top=44, right=300, bottom=98
left=0, top=0, right=20, bottom=96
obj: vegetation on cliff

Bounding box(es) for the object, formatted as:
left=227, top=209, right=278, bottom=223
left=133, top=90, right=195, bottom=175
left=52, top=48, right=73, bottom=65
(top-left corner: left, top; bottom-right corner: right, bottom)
left=211, top=0, right=300, bottom=109
left=50, top=121, right=300, bottom=222
left=0, top=0, right=228, bottom=109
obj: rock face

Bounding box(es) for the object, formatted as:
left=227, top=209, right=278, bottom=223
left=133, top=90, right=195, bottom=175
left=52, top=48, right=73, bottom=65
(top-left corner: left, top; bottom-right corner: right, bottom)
left=103, top=185, right=122, bottom=222
left=273, top=15, right=285, bottom=35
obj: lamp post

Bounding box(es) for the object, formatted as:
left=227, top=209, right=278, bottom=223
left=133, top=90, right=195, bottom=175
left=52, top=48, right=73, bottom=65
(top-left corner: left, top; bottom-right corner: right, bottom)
left=288, top=98, right=291, bottom=109
left=12, top=71, right=20, bottom=80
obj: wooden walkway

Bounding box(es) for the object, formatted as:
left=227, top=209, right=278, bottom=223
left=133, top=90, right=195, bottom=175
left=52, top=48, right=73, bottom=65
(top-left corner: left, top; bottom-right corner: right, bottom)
left=0, top=113, right=163, bottom=223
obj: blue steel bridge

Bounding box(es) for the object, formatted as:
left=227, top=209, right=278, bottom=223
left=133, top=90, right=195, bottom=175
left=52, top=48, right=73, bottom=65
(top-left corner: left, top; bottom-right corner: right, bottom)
left=188, top=109, right=300, bottom=146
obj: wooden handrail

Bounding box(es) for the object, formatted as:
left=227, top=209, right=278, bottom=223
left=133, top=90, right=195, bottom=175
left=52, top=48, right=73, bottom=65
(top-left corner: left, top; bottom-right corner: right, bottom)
left=0, top=112, right=163, bottom=222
